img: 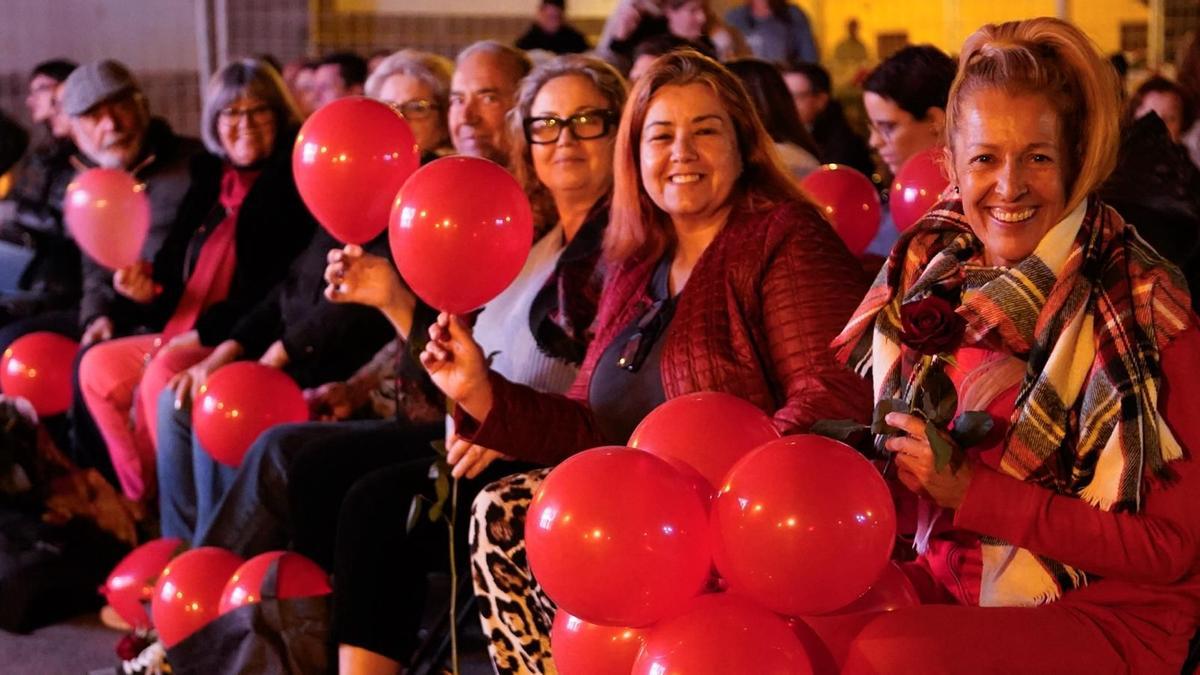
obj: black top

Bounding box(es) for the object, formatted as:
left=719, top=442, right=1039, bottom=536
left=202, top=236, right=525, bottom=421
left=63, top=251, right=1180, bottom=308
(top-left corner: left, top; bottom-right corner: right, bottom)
left=810, top=100, right=875, bottom=178
left=588, top=256, right=673, bottom=444
left=148, top=127, right=316, bottom=345
left=515, top=23, right=590, bottom=54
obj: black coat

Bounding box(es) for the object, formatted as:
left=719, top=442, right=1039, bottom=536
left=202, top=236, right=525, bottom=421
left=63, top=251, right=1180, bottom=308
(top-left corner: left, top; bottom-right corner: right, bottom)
left=227, top=226, right=395, bottom=389
left=78, top=118, right=207, bottom=332
left=149, top=128, right=316, bottom=345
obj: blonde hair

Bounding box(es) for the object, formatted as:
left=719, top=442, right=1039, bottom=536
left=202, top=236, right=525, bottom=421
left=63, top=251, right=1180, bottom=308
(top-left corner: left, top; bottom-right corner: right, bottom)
left=607, top=50, right=806, bottom=263
left=946, top=17, right=1121, bottom=212
left=507, top=55, right=628, bottom=230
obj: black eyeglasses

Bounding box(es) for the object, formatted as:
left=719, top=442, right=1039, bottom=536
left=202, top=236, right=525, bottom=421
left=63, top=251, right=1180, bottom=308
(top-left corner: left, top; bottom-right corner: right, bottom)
left=616, top=297, right=674, bottom=372
left=524, top=109, right=618, bottom=145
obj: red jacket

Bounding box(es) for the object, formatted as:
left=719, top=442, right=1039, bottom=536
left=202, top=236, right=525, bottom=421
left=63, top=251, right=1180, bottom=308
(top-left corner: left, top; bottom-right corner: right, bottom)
left=458, top=198, right=874, bottom=465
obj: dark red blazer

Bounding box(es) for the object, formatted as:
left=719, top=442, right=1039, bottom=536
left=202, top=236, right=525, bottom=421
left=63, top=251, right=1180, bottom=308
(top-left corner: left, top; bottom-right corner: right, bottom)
left=458, top=198, right=874, bottom=465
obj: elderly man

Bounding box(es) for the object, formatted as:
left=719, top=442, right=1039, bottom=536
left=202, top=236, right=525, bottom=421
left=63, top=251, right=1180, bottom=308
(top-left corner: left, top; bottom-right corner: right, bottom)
left=448, top=41, right=532, bottom=163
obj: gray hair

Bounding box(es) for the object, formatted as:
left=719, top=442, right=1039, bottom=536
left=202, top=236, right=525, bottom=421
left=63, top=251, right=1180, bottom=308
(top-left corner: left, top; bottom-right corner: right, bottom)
left=201, top=58, right=303, bottom=158
left=455, top=41, right=534, bottom=84
left=508, top=54, right=628, bottom=227
left=365, top=49, right=453, bottom=102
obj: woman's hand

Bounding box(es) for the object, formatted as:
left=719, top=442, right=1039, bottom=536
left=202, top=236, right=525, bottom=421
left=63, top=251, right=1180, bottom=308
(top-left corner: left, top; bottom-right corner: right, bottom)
left=446, top=435, right=511, bottom=479
left=884, top=412, right=974, bottom=509
left=419, top=313, right=494, bottom=421
left=81, top=316, right=114, bottom=346
left=113, top=262, right=161, bottom=303
left=167, top=340, right=241, bottom=408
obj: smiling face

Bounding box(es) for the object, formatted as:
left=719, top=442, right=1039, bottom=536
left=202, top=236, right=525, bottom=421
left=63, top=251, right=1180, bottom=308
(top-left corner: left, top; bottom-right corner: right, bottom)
left=529, top=74, right=616, bottom=205
left=951, top=88, right=1068, bottom=268
left=216, top=95, right=278, bottom=167
left=639, top=83, right=742, bottom=227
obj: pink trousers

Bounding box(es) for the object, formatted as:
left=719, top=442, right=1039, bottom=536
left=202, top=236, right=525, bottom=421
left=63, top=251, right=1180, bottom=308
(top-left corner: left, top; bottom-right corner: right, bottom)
left=78, top=335, right=211, bottom=501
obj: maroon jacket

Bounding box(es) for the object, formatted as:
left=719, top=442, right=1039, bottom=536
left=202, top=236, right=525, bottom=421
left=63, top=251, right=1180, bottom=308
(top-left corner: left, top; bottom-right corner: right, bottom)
left=457, top=198, right=874, bottom=465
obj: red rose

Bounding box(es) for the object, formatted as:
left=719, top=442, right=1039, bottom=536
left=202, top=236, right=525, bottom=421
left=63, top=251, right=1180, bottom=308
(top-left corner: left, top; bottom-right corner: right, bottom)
left=900, top=295, right=965, bottom=355
left=115, top=632, right=151, bottom=661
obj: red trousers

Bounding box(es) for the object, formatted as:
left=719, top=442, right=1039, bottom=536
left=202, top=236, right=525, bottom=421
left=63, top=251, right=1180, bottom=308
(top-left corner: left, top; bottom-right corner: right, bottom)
left=78, top=335, right=210, bottom=500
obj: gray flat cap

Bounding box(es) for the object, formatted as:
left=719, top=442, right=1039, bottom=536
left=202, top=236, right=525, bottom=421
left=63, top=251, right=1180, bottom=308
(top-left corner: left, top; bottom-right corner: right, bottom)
left=61, top=60, right=141, bottom=116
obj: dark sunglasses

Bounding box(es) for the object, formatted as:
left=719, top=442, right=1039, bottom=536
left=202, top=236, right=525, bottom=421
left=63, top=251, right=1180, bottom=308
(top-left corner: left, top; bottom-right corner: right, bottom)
left=524, top=109, right=618, bottom=145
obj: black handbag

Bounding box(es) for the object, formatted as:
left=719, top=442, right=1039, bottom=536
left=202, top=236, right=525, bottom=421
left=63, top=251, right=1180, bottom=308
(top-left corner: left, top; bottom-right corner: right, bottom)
left=166, top=557, right=332, bottom=675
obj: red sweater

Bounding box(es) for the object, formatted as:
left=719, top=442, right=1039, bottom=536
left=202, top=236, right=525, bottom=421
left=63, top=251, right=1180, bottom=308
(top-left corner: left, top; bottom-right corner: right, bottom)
left=918, top=324, right=1200, bottom=673
left=458, top=199, right=873, bottom=464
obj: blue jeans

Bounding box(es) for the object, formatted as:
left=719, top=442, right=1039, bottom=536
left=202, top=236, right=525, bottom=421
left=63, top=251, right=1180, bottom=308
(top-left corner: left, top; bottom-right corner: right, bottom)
left=155, top=387, right=238, bottom=543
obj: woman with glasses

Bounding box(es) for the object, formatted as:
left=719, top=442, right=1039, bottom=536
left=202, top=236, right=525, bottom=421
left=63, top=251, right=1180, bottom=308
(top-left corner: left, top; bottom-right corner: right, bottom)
left=364, top=50, right=455, bottom=160
left=861, top=45, right=957, bottom=257
left=76, top=58, right=317, bottom=506
left=420, top=50, right=872, bottom=674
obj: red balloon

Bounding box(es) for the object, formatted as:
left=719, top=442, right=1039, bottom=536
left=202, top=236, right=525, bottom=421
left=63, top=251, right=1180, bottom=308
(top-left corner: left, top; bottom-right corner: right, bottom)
left=890, top=147, right=949, bottom=233
left=526, top=447, right=710, bottom=627
left=293, top=97, right=421, bottom=244
left=151, top=547, right=243, bottom=647
left=632, top=593, right=814, bottom=675
left=103, top=537, right=184, bottom=629
left=219, top=551, right=331, bottom=615
left=389, top=156, right=533, bottom=314
left=63, top=168, right=150, bottom=270
left=628, top=392, right=781, bottom=493
left=801, top=164, right=882, bottom=256
left=829, top=561, right=920, bottom=614
left=193, top=363, right=308, bottom=466
left=551, top=610, right=645, bottom=675
left=711, top=435, right=896, bottom=616
left=0, top=332, right=80, bottom=415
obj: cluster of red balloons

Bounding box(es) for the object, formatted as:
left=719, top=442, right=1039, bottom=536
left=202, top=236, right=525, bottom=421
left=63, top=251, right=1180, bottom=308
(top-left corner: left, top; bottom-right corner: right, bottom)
left=192, top=362, right=309, bottom=466
left=528, top=393, right=910, bottom=674
left=0, top=331, right=79, bottom=416
left=104, top=540, right=330, bottom=648
left=292, top=98, right=533, bottom=315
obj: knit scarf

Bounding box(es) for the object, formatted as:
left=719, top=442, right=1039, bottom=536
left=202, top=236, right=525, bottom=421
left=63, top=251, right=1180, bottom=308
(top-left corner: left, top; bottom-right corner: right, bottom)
left=832, top=196, right=1192, bottom=606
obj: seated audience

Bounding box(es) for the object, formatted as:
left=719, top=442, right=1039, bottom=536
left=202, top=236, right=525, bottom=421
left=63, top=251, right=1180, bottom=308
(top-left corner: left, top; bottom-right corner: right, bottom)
left=312, top=51, right=368, bottom=109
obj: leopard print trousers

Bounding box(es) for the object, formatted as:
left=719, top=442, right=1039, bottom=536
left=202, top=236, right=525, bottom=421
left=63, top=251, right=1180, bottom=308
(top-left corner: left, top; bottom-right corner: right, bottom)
left=469, top=468, right=559, bottom=675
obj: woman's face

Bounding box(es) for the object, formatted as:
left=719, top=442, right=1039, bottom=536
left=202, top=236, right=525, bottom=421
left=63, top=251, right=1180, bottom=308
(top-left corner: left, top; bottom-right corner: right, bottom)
left=665, top=1, right=707, bottom=41
left=640, top=83, right=742, bottom=227
left=528, top=74, right=617, bottom=205
left=863, top=91, right=943, bottom=175
left=951, top=88, right=1067, bottom=268
left=378, top=73, right=446, bottom=154
left=1135, top=90, right=1184, bottom=142
left=216, top=95, right=277, bottom=167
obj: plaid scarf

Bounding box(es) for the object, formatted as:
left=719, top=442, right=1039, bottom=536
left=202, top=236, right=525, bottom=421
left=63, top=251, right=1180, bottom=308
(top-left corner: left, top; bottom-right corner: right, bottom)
left=832, top=196, right=1192, bottom=606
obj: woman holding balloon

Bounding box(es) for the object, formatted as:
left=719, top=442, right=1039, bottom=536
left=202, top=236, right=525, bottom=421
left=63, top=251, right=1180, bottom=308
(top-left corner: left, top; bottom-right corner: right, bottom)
left=827, top=18, right=1200, bottom=672
left=75, top=59, right=315, bottom=502
left=420, top=51, right=872, bottom=673
left=322, top=54, right=627, bottom=675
